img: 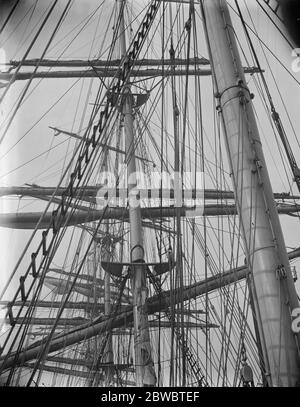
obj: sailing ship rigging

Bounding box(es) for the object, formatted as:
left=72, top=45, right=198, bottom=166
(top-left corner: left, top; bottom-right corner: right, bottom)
left=0, top=0, right=300, bottom=387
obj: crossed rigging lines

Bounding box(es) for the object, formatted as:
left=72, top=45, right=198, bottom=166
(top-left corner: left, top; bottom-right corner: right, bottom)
left=1, top=0, right=298, bottom=388
left=0, top=0, right=164, bottom=385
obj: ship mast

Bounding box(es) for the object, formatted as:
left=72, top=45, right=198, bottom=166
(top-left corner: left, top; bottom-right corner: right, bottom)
left=201, top=0, right=300, bottom=386
left=118, top=0, right=156, bottom=387
left=100, top=154, right=114, bottom=386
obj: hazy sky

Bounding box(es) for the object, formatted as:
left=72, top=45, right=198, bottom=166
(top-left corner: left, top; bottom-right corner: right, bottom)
left=0, top=1, right=300, bottom=385
left=0, top=0, right=300, bottom=287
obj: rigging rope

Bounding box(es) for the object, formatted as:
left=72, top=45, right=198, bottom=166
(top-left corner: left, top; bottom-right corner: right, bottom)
left=0, top=0, right=20, bottom=36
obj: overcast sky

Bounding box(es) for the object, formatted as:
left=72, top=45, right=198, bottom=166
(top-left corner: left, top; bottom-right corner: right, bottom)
left=0, top=1, right=300, bottom=377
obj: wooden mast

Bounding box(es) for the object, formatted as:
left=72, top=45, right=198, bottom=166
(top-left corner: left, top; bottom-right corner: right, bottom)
left=99, top=149, right=114, bottom=386
left=201, top=0, right=300, bottom=386
left=118, top=0, right=156, bottom=387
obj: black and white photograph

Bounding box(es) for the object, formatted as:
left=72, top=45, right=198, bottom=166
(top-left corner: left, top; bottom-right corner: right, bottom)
left=0, top=0, right=300, bottom=397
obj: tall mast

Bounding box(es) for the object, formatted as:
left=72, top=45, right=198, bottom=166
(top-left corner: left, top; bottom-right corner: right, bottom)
left=201, top=0, right=300, bottom=387
left=118, top=0, right=156, bottom=387
left=101, top=172, right=114, bottom=386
